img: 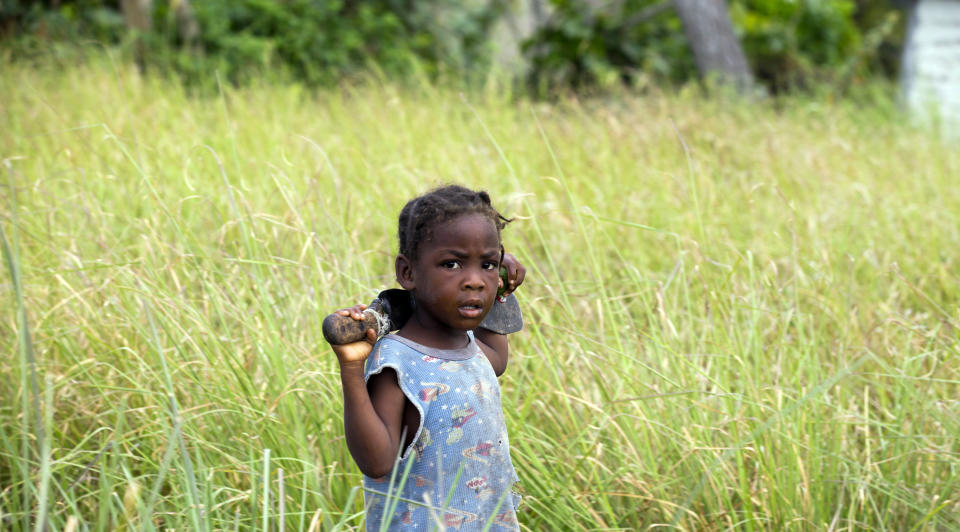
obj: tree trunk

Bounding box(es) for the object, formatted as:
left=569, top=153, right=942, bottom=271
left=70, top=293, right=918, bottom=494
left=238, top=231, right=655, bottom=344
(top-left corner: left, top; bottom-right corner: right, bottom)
left=121, top=0, right=153, bottom=73
left=121, top=0, right=153, bottom=32
left=674, top=0, right=753, bottom=90
left=175, top=0, right=200, bottom=47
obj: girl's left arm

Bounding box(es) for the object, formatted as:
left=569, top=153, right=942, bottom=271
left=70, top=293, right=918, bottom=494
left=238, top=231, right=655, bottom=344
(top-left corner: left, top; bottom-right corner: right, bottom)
left=475, top=329, right=509, bottom=376
left=476, top=252, right=525, bottom=376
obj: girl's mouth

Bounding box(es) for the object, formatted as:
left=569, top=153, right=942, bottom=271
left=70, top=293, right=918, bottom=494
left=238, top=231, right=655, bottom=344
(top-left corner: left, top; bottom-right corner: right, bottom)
left=458, top=303, right=484, bottom=319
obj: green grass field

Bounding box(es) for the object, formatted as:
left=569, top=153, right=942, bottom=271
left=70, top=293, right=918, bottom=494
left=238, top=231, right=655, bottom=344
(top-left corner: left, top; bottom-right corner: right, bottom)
left=2, top=60, right=958, bottom=531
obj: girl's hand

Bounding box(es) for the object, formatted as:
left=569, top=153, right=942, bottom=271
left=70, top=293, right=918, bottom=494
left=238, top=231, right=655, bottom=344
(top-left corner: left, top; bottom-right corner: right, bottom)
left=330, top=304, right=377, bottom=367
left=500, top=252, right=526, bottom=297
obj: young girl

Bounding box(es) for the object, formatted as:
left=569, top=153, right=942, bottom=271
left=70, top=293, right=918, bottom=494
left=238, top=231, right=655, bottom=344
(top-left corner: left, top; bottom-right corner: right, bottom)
left=330, top=185, right=526, bottom=530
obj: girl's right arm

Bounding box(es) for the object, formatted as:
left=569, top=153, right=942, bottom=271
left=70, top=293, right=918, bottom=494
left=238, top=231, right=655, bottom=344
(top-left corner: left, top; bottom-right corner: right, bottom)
left=331, top=304, right=406, bottom=478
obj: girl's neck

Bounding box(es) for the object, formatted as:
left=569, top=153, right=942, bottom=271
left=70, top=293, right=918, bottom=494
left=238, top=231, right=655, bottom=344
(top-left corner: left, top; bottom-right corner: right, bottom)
left=395, top=316, right=470, bottom=350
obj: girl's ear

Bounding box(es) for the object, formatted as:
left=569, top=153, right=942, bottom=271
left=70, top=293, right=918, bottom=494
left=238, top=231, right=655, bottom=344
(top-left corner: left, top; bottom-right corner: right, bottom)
left=395, top=254, right=415, bottom=290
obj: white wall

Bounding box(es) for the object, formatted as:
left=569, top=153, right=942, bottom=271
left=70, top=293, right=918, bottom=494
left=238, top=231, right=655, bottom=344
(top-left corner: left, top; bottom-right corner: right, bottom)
left=902, top=0, right=960, bottom=135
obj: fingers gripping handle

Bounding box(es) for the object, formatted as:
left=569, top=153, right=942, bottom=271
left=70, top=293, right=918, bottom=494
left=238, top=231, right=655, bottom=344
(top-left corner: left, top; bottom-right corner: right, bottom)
left=321, top=299, right=383, bottom=345
left=321, top=289, right=521, bottom=344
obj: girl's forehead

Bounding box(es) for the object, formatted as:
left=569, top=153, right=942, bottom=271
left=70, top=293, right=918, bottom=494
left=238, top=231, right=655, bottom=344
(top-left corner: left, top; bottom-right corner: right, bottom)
left=422, top=213, right=500, bottom=249
left=445, top=212, right=497, bottom=229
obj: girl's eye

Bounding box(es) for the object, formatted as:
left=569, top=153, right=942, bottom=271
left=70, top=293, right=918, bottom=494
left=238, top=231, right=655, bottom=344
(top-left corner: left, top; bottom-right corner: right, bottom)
left=442, top=261, right=461, bottom=270
left=482, top=262, right=498, bottom=270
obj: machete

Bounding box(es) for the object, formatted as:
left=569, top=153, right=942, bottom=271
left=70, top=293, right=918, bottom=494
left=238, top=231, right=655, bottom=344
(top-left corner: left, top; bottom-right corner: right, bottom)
left=322, top=271, right=523, bottom=345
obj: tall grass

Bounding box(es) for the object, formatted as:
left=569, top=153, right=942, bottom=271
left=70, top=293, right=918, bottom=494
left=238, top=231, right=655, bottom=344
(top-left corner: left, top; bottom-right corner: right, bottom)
left=1, top=59, right=958, bottom=530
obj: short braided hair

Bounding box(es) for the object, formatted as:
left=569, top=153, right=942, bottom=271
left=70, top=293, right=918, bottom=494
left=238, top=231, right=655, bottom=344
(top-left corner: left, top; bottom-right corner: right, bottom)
left=398, top=185, right=510, bottom=261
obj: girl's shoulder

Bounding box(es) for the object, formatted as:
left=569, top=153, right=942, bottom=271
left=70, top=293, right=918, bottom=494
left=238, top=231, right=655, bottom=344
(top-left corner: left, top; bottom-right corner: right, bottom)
left=365, top=332, right=482, bottom=378
left=364, top=334, right=489, bottom=382
left=376, top=332, right=479, bottom=359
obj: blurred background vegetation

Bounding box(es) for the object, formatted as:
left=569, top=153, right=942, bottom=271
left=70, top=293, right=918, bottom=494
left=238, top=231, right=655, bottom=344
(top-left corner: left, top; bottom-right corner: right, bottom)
left=6, top=2, right=960, bottom=531
left=0, top=0, right=905, bottom=94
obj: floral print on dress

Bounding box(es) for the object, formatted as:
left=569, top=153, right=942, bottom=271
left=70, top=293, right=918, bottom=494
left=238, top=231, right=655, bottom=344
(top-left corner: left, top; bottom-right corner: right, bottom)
left=361, top=333, right=520, bottom=531
left=443, top=511, right=478, bottom=530
left=462, top=441, right=497, bottom=464
left=419, top=382, right=450, bottom=402
left=470, top=380, right=493, bottom=399
left=446, top=405, right=478, bottom=444
left=466, top=476, right=496, bottom=499
left=413, top=427, right=432, bottom=460
left=495, top=511, right=519, bottom=527
left=439, top=360, right=463, bottom=372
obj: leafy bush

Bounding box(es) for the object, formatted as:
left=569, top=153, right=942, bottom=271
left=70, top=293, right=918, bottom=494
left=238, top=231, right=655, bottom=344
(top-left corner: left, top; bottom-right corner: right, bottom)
left=732, top=0, right=857, bottom=90
left=1, top=0, right=903, bottom=92
left=0, top=0, right=503, bottom=87
left=0, top=1, right=126, bottom=47
left=151, top=1, right=427, bottom=85
left=523, top=0, right=903, bottom=93
left=523, top=0, right=696, bottom=91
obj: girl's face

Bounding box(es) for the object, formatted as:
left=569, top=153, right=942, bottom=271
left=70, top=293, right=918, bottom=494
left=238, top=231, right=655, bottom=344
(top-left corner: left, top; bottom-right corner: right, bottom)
left=398, top=213, right=501, bottom=339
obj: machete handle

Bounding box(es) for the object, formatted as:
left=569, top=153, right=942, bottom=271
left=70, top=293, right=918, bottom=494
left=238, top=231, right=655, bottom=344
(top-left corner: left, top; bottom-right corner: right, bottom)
left=321, top=288, right=520, bottom=344
left=322, top=299, right=383, bottom=346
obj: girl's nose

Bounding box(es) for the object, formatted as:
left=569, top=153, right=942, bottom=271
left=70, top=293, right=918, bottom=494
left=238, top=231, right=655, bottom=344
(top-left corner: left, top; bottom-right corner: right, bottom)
left=461, top=268, right=487, bottom=290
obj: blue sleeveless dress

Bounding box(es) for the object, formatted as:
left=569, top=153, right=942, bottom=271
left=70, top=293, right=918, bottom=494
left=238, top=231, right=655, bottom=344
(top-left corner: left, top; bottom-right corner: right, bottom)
left=361, top=332, right=521, bottom=530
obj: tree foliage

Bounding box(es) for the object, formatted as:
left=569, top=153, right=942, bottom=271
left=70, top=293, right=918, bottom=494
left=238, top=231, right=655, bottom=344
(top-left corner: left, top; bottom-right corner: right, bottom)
left=1, top=0, right=905, bottom=92
left=1, top=0, right=503, bottom=86
left=524, top=0, right=904, bottom=93
left=731, top=0, right=890, bottom=90
left=523, top=0, right=695, bottom=90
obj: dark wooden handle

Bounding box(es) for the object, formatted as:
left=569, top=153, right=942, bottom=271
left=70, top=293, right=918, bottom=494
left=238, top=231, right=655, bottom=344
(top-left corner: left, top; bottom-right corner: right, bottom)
left=322, top=300, right=382, bottom=345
